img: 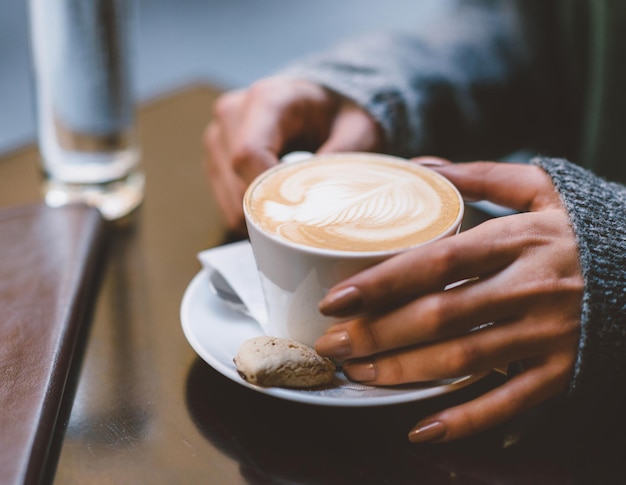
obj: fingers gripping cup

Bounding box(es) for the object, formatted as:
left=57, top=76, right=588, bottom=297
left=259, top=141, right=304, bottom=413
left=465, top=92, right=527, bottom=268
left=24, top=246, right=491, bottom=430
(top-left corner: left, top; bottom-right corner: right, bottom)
left=243, top=152, right=464, bottom=347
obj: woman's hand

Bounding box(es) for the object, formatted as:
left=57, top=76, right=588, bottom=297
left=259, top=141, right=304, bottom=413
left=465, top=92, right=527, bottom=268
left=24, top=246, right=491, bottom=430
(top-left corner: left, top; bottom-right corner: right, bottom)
left=315, top=160, right=583, bottom=443
left=203, top=76, right=383, bottom=234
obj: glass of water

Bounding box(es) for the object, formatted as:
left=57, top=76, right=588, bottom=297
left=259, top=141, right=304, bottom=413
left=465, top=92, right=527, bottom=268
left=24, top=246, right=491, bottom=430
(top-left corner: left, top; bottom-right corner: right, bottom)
left=29, top=0, right=144, bottom=221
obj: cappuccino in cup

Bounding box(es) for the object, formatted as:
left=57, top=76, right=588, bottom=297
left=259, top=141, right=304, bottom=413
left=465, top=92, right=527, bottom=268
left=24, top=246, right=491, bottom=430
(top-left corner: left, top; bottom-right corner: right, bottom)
left=244, top=152, right=463, bottom=346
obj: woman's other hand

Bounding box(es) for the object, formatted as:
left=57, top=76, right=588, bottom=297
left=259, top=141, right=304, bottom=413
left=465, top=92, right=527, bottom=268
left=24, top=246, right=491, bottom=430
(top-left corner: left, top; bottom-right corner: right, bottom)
left=203, top=77, right=383, bottom=234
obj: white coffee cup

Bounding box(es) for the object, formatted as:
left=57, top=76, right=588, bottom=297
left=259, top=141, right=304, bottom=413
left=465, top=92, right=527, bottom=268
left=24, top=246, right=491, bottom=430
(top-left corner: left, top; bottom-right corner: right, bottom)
left=243, top=152, right=464, bottom=347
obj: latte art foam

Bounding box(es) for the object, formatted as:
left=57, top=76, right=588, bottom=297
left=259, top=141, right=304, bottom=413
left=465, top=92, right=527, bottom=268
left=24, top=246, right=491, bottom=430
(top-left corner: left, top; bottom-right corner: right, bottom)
left=246, top=155, right=461, bottom=252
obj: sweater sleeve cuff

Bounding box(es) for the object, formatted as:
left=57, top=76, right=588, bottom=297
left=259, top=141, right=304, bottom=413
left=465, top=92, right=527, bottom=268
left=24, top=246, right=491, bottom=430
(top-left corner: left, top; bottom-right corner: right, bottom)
left=277, top=33, right=427, bottom=158
left=532, top=157, right=626, bottom=426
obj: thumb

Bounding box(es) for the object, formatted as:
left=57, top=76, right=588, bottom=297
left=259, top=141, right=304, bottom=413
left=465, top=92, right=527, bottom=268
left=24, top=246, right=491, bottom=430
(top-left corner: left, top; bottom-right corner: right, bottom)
left=317, top=101, right=383, bottom=153
left=428, top=161, right=556, bottom=212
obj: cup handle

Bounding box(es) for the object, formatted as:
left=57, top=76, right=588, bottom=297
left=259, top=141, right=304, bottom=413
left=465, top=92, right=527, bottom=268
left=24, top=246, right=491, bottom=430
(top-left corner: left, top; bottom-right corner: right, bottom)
left=280, top=151, right=313, bottom=164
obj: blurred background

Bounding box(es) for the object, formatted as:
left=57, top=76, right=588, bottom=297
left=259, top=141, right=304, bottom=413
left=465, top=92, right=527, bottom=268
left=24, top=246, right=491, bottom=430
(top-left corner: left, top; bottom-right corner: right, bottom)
left=0, top=0, right=450, bottom=155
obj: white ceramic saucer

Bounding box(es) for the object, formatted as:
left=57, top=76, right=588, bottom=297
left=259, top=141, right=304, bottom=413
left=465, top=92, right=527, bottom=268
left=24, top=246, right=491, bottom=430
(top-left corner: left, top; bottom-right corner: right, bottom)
left=180, top=268, right=485, bottom=407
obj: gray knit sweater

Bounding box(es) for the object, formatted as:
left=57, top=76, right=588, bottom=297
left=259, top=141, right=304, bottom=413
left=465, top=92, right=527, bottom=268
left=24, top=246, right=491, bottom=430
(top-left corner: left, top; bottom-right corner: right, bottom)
left=280, top=0, right=626, bottom=437
left=534, top=157, right=626, bottom=439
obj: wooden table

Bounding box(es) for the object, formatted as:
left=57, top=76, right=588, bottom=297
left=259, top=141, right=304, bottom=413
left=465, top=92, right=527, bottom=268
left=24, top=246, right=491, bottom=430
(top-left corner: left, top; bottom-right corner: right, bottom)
left=0, top=85, right=619, bottom=484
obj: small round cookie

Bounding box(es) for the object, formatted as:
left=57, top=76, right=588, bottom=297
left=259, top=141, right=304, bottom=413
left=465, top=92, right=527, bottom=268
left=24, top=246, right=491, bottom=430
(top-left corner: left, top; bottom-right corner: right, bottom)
left=234, top=336, right=336, bottom=388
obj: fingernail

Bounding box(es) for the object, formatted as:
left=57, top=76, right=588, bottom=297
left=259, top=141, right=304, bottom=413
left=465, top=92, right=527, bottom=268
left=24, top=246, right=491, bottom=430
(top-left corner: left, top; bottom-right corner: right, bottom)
left=408, top=421, right=447, bottom=443
left=343, top=360, right=376, bottom=383
left=315, top=330, right=352, bottom=359
left=413, top=157, right=448, bottom=168
left=319, top=286, right=363, bottom=317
